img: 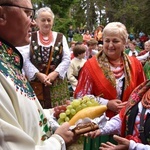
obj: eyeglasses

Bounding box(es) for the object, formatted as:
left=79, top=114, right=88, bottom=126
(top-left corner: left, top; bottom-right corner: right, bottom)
left=0, top=3, right=35, bottom=21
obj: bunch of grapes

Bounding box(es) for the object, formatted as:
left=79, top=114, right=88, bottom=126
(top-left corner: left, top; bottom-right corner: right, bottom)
left=53, top=100, right=71, bottom=119
left=57, top=95, right=99, bottom=125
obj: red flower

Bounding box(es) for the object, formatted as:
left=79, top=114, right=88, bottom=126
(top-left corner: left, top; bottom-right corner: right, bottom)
left=14, top=56, right=20, bottom=63
left=131, top=92, right=140, bottom=102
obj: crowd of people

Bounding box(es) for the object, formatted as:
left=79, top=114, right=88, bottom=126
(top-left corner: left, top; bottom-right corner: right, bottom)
left=0, top=1, right=150, bottom=150
left=67, top=26, right=150, bottom=96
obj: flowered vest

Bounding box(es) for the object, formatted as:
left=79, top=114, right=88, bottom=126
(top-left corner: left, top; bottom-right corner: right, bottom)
left=30, top=31, right=63, bottom=74
left=125, top=103, right=150, bottom=144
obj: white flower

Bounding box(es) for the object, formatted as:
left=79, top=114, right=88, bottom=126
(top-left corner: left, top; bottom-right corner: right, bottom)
left=58, top=42, right=61, bottom=46
left=33, top=55, right=36, bottom=59
left=32, top=41, right=35, bottom=44
left=55, top=46, right=59, bottom=51
left=34, top=46, right=38, bottom=50
left=38, top=57, right=41, bottom=61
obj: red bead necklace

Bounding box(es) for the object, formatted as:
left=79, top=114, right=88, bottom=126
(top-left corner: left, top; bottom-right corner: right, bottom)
left=39, top=31, right=53, bottom=45
left=109, top=59, right=124, bottom=79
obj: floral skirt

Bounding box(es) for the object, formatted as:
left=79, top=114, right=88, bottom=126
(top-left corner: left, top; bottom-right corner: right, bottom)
left=33, top=77, right=70, bottom=108
left=50, top=77, right=70, bottom=107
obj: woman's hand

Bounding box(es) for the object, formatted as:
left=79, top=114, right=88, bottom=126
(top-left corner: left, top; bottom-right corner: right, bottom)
left=84, top=129, right=101, bottom=138
left=44, top=71, right=59, bottom=86
left=35, top=72, right=47, bottom=83
left=99, top=135, right=129, bottom=150
left=107, top=99, right=127, bottom=113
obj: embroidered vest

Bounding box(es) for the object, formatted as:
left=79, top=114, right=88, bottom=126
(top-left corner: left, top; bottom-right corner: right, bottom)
left=30, top=31, right=63, bottom=74
left=125, top=103, right=150, bottom=144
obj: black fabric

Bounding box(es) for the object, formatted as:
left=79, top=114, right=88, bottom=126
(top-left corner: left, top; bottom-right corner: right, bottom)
left=120, top=77, right=125, bottom=100
left=51, top=32, right=63, bottom=68
left=144, top=112, right=150, bottom=144
left=126, top=103, right=138, bottom=135
left=127, top=103, right=150, bottom=144
left=139, top=107, right=147, bottom=144
left=31, top=31, right=37, bottom=42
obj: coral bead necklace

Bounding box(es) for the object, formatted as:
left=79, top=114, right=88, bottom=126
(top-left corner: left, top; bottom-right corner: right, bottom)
left=39, top=31, right=53, bottom=45
left=109, top=59, right=124, bottom=79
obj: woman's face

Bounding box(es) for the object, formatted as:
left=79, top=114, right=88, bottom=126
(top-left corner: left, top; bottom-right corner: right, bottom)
left=103, top=34, right=125, bottom=60
left=36, top=11, right=53, bottom=34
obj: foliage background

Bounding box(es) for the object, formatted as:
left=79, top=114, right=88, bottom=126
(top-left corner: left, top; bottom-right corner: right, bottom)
left=32, top=0, right=150, bottom=39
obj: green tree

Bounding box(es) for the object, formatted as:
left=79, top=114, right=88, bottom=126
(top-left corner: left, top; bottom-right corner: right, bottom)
left=32, top=0, right=150, bottom=36
left=32, top=0, right=76, bottom=36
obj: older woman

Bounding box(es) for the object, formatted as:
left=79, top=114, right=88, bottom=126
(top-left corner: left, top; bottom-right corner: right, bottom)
left=74, top=22, right=146, bottom=150
left=22, top=7, right=70, bottom=108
